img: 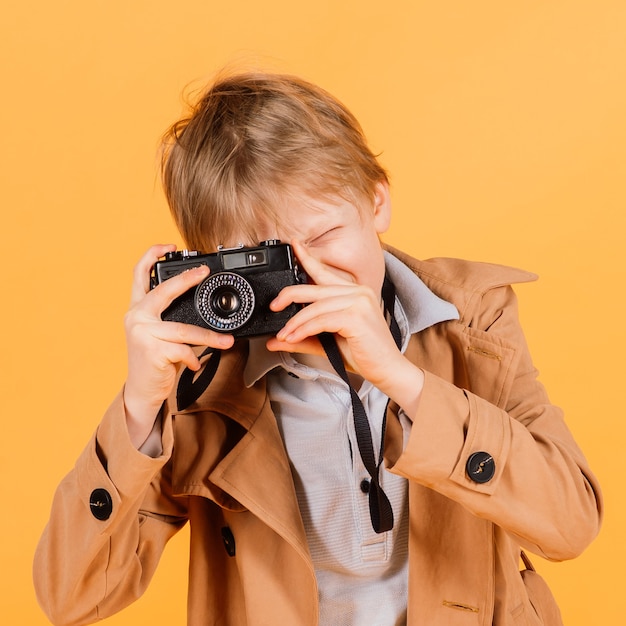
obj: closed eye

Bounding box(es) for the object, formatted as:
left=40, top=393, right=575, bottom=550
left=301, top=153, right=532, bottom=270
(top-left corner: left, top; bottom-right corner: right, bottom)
left=307, top=227, right=342, bottom=246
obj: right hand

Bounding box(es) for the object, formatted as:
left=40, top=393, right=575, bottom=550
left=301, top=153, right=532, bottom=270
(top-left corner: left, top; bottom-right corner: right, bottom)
left=123, top=245, right=235, bottom=448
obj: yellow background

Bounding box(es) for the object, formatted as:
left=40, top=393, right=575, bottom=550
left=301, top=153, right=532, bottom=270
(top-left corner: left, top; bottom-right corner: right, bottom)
left=2, top=1, right=624, bottom=624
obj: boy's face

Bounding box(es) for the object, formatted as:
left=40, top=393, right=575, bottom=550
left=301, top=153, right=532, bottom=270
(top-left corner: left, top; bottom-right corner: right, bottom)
left=249, top=182, right=392, bottom=296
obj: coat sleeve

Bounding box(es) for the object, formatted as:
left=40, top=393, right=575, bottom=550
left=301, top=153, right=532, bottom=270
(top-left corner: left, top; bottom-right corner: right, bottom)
left=33, top=391, right=187, bottom=626
left=386, top=283, right=603, bottom=561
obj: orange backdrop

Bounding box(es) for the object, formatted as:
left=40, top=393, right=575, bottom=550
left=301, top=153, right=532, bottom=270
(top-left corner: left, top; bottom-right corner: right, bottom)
left=2, top=1, right=624, bottom=624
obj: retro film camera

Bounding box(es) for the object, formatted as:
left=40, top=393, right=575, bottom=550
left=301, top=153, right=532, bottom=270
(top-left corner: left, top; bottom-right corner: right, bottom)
left=151, top=240, right=304, bottom=338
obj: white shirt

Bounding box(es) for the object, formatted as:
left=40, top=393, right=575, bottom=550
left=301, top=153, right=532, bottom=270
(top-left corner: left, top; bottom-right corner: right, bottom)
left=244, top=252, right=458, bottom=625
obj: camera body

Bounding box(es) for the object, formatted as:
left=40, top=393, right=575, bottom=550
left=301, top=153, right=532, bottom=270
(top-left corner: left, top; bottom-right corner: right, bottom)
left=151, top=240, right=304, bottom=338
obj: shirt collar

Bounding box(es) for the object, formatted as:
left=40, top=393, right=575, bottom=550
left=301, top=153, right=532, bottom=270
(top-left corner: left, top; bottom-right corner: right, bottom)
left=383, top=250, right=459, bottom=333
left=243, top=250, right=459, bottom=387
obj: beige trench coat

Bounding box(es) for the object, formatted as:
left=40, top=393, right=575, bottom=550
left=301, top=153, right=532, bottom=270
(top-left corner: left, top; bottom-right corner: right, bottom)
left=34, top=248, right=602, bottom=625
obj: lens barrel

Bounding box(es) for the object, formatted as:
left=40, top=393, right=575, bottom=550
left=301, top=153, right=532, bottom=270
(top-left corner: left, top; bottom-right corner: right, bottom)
left=195, top=272, right=255, bottom=331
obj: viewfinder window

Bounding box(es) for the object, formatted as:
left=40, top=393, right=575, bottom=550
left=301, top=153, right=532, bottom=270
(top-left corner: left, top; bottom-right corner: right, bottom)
left=223, top=249, right=268, bottom=269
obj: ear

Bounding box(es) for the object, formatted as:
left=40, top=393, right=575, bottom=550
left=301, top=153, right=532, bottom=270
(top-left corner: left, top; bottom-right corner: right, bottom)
left=372, top=181, right=392, bottom=234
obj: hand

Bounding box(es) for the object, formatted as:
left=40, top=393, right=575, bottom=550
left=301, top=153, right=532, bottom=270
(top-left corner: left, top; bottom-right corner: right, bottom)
left=123, top=245, right=234, bottom=448
left=266, top=241, right=422, bottom=406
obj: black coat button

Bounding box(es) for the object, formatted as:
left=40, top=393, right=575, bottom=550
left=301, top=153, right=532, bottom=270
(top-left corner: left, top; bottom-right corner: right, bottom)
left=466, top=452, right=495, bottom=484
left=360, top=479, right=371, bottom=494
left=89, top=488, right=113, bottom=520
left=221, top=526, right=236, bottom=557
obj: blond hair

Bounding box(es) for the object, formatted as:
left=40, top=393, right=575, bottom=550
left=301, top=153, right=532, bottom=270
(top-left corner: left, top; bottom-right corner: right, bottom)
left=161, top=71, right=388, bottom=251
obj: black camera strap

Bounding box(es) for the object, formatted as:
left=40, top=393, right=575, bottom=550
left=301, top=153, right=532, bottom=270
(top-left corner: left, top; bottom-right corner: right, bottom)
left=176, top=347, right=222, bottom=411
left=318, top=275, right=401, bottom=534
left=176, top=275, right=402, bottom=535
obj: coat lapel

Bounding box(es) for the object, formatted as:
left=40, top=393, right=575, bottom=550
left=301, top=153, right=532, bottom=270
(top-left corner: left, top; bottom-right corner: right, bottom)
left=209, top=394, right=311, bottom=562
left=170, top=346, right=310, bottom=563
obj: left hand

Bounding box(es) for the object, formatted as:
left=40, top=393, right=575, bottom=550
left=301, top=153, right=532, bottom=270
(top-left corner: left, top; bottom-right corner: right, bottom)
left=266, top=241, right=407, bottom=391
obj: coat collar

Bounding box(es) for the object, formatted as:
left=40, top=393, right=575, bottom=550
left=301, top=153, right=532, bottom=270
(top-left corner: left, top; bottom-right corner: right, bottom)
left=383, top=245, right=537, bottom=325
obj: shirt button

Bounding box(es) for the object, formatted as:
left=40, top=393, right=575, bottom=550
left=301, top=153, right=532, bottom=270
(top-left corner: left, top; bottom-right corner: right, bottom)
left=360, top=479, right=371, bottom=494
left=89, top=488, right=113, bottom=520
left=466, top=451, right=495, bottom=483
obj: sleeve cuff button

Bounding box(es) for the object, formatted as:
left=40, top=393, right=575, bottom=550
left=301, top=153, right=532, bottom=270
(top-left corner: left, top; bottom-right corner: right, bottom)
left=466, top=451, right=495, bottom=484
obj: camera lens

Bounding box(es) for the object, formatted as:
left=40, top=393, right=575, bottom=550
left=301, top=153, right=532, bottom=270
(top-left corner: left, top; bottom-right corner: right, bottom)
left=195, top=272, right=255, bottom=332
left=212, top=287, right=241, bottom=316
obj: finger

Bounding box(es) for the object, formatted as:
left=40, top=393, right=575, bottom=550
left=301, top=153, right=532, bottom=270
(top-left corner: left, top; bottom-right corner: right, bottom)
left=149, top=318, right=235, bottom=350
left=270, top=283, right=365, bottom=313
left=277, top=310, right=351, bottom=344
left=276, top=288, right=383, bottom=343
left=139, top=265, right=211, bottom=316
left=271, top=283, right=377, bottom=329
left=291, top=240, right=353, bottom=287
left=126, top=308, right=235, bottom=351
left=131, top=244, right=177, bottom=303
left=158, top=341, right=204, bottom=372
left=265, top=335, right=324, bottom=356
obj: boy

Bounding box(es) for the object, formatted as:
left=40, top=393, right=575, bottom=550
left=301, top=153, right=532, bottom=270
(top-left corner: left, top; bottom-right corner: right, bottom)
left=34, top=70, right=602, bottom=625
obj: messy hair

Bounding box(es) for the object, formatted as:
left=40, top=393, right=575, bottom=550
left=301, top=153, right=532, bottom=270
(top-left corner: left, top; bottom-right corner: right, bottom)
left=161, top=70, right=388, bottom=252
